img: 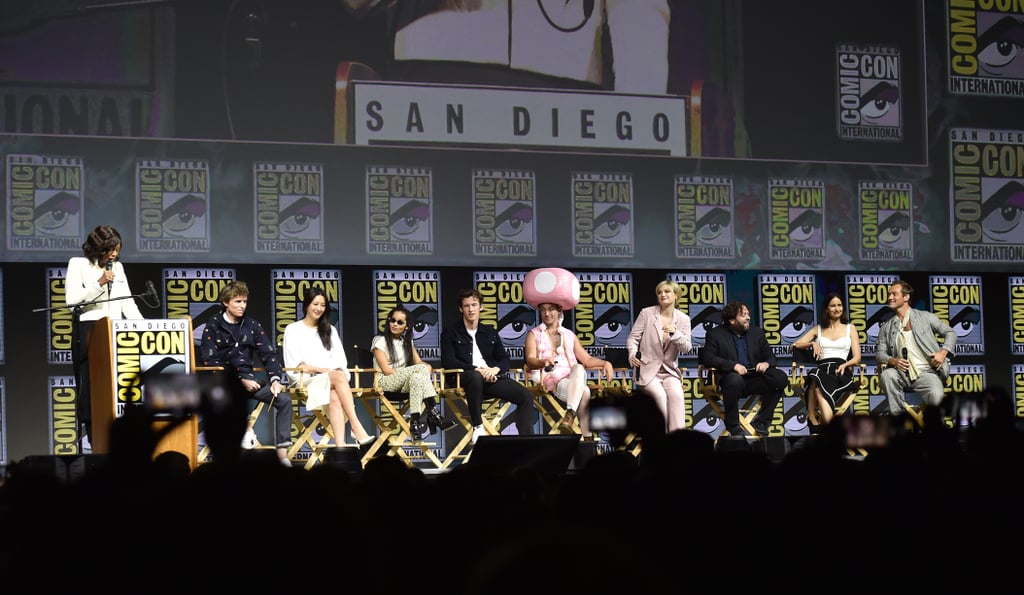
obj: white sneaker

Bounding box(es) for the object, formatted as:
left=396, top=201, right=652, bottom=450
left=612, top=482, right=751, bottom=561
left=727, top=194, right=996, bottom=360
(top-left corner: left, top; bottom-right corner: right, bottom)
left=471, top=424, right=488, bottom=445
left=240, top=427, right=257, bottom=449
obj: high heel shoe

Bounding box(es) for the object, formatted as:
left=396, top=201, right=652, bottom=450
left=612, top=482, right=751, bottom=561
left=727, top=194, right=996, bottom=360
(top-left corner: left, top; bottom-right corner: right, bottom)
left=356, top=434, right=376, bottom=455
left=426, top=404, right=456, bottom=432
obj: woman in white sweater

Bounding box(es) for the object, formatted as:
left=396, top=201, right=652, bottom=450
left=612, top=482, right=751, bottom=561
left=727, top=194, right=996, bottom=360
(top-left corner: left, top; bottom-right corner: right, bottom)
left=283, top=287, right=375, bottom=450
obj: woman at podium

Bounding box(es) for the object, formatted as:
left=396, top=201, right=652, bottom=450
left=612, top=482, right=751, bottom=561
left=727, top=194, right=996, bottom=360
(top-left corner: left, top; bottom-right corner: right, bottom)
left=65, top=225, right=145, bottom=445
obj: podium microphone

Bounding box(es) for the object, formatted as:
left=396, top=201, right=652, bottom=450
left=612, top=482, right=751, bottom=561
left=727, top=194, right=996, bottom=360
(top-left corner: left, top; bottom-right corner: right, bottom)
left=105, top=259, right=113, bottom=292
left=145, top=280, right=161, bottom=308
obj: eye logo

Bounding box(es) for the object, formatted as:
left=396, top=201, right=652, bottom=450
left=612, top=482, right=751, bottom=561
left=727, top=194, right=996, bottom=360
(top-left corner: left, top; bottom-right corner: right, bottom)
left=390, top=199, right=430, bottom=240
left=789, top=209, right=823, bottom=247
left=407, top=305, right=439, bottom=344
left=780, top=306, right=815, bottom=343
left=498, top=305, right=536, bottom=345
left=594, top=204, right=631, bottom=244
left=877, top=211, right=911, bottom=249
left=593, top=305, right=631, bottom=343
left=280, top=196, right=321, bottom=238
left=949, top=306, right=981, bottom=339
left=976, top=16, right=1024, bottom=78
left=163, top=194, right=206, bottom=237
left=695, top=207, right=731, bottom=246
left=859, top=81, right=900, bottom=125
left=982, top=180, right=1024, bottom=244
left=35, top=190, right=80, bottom=235
left=495, top=202, right=533, bottom=241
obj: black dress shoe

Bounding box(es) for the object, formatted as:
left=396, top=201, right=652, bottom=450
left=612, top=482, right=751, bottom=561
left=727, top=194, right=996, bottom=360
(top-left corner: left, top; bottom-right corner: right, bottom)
left=753, top=424, right=770, bottom=437
left=726, top=425, right=746, bottom=437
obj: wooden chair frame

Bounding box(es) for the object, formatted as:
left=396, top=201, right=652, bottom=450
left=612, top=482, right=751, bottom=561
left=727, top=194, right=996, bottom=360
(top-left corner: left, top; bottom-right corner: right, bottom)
left=695, top=364, right=761, bottom=437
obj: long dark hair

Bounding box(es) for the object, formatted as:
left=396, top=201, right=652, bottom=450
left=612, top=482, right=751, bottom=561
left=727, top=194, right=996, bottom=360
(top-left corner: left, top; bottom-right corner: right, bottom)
left=382, top=306, right=414, bottom=365
left=82, top=225, right=122, bottom=265
left=820, top=292, right=850, bottom=328
left=302, top=287, right=334, bottom=350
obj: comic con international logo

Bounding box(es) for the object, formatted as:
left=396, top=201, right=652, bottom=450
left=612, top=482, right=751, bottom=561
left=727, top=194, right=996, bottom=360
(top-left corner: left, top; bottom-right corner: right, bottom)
left=475, top=271, right=532, bottom=360
left=574, top=272, right=632, bottom=354
left=366, top=166, right=433, bottom=255
left=858, top=181, right=913, bottom=261
left=930, top=275, right=984, bottom=356
left=768, top=178, right=825, bottom=261
left=47, top=267, right=73, bottom=365
left=947, top=3, right=1024, bottom=97
left=836, top=44, right=902, bottom=141
left=845, top=274, right=898, bottom=358
left=271, top=269, right=341, bottom=344
left=674, top=176, right=735, bottom=259
left=758, top=274, right=815, bottom=358
left=374, top=270, right=441, bottom=359
left=6, top=154, right=83, bottom=251
left=572, top=172, right=634, bottom=257
left=255, top=163, right=324, bottom=254
left=667, top=272, right=726, bottom=360
left=136, top=159, right=210, bottom=252
left=949, top=128, right=1024, bottom=262
left=163, top=268, right=235, bottom=346
left=472, top=170, right=537, bottom=256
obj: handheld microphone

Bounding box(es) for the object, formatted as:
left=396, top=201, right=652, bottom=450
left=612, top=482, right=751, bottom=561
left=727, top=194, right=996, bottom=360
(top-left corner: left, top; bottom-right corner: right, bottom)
left=105, top=259, right=113, bottom=292
left=901, top=347, right=908, bottom=360
left=635, top=351, right=642, bottom=362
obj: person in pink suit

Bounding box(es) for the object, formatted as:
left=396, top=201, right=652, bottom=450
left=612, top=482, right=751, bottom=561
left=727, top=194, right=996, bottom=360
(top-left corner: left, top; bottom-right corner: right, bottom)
left=626, top=279, right=692, bottom=432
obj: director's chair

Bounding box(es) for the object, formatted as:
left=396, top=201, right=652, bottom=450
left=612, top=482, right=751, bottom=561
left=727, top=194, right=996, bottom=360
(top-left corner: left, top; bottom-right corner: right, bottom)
left=695, top=364, right=761, bottom=437
left=789, top=346, right=867, bottom=421
left=350, top=346, right=453, bottom=469
left=438, top=369, right=526, bottom=467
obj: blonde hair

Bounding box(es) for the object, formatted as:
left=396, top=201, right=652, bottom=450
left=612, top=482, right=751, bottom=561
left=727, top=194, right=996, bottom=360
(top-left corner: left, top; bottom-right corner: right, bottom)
left=656, top=279, right=683, bottom=299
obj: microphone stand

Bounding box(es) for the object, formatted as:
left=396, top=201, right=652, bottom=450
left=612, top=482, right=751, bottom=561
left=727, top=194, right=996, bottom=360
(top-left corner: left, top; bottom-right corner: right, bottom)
left=33, top=286, right=158, bottom=452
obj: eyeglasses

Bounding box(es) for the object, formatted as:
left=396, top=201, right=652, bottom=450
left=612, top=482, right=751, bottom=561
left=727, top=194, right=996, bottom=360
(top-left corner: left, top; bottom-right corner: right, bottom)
left=388, top=318, right=406, bottom=326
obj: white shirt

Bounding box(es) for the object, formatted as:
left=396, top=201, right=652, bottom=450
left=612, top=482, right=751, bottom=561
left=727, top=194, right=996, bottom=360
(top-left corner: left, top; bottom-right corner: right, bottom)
left=64, top=256, right=143, bottom=321
left=282, top=321, right=348, bottom=370
left=371, top=334, right=409, bottom=370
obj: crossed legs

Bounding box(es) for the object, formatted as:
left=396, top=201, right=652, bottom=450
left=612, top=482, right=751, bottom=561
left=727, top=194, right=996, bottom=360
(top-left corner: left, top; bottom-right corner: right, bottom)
left=324, top=368, right=373, bottom=444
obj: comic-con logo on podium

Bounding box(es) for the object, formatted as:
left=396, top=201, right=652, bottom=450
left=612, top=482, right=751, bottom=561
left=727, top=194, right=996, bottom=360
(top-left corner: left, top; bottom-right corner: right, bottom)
left=572, top=172, right=634, bottom=257
left=6, top=154, right=83, bottom=251
left=768, top=178, right=825, bottom=262
left=475, top=271, right=532, bottom=361
left=949, top=128, right=1024, bottom=262
left=758, top=273, right=816, bottom=358
left=366, top=166, right=433, bottom=255
left=674, top=175, right=735, bottom=259
left=373, top=270, right=441, bottom=360
left=163, top=268, right=235, bottom=346
left=930, top=275, right=984, bottom=356
left=1010, top=276, right=1024, bottom=355
left=136, top=158, right=210, bottom=252
left=858, top=181, right=913, bottom=262
left=836, top=44, right=902, bottom=141
left=947, top=3, right=1024, bottom=97
left=111, top=319, right=191, bottom=417
left=845, top=274, right=898, bottom=358
left=472, top=169, right=537, bottom=257
left=271, top=269, right=341, bottom=346
left=668, top=272, right=726, bottom=360
left=255, top=162, right=324, bottom=254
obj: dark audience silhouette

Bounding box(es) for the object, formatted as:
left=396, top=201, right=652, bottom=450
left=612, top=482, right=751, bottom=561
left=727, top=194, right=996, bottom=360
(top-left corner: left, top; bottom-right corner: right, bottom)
left=2, top=386, right=1022, bottom=593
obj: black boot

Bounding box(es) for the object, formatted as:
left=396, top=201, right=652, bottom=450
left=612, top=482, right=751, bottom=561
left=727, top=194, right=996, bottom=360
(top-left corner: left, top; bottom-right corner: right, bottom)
left=426, top=404, right=456, bottom=432
left=410, top=412, right=427, bottom=441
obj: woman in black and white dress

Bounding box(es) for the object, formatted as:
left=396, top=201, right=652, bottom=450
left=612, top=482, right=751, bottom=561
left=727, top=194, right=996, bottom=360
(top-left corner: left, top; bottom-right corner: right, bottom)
left=792, top=292, right=862, bottom=433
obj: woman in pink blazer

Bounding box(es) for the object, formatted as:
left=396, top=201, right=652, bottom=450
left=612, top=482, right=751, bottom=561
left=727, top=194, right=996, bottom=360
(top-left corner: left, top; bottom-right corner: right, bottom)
left=626, top=279, right=693, bottom=431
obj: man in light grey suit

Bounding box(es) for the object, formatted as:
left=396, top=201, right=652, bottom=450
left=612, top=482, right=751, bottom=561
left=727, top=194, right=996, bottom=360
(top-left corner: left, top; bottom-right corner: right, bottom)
left=876, top=280, right=957, bottom=414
